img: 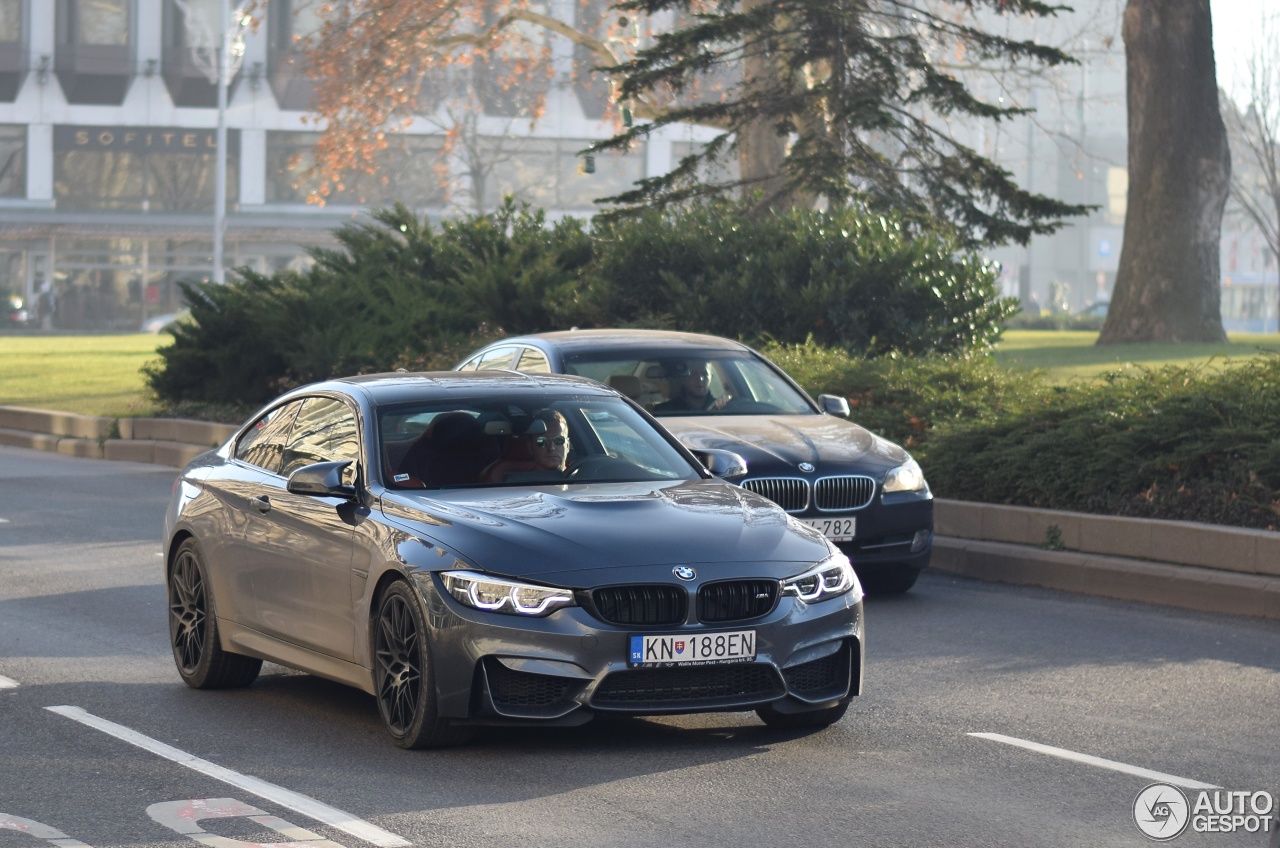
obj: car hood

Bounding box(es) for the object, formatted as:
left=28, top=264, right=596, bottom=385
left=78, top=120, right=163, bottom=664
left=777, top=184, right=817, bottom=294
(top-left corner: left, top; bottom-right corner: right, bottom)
left=380, top=479, right=831, bottom=582
left=657, top=414, right=908, bottom=473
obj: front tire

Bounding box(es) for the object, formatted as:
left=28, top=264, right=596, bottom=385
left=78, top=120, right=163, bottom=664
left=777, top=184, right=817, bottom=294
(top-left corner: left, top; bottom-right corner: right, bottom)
left=858, top=565, right=921, bottom=596
left=756, top=699, right=850, bottom=730
left=373, top=581, right=473, bottom=749
left=168, top=538, right=261, bottom=689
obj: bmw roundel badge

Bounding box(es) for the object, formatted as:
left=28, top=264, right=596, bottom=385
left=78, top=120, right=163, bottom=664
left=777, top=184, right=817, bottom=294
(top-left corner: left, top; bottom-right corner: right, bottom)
left=798, top=462, right=815, bottom=473
left=673, top=566, right=697, bottom=581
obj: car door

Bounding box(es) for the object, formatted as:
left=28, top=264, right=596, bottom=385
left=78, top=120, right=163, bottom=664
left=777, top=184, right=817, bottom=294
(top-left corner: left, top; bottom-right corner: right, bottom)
left=209, top=399, right=305, bottom=629
left=241, top=396, right=361, bottom=661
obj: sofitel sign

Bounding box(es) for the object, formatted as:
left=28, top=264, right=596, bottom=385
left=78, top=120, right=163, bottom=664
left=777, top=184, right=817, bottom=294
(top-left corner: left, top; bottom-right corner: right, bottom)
left=53, top=125, right=240, bottom=155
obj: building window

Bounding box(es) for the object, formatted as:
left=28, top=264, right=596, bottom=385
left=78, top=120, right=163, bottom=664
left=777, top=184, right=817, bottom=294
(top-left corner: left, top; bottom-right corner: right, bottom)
left=162, top=0, right=241, bottom=107
left=265, top=131, right=446, bottom=207
left=0, top=125, right=24, bottom=197
left=0, top=0, right=29, bottom=101
left=53, top=125, right=238, bottom=212
left=1106, top=167, right=1127, bottom=226
left=268, top=0, right=322, bottom=110
left=0, top=0, right=22, bottom=36
left=55, top=0, right=136, bottom=104
left=471, top=137, right=556, bottom=210
left=470, top=137, right=644, bottom=212
left=75, top=0, right=129, bottom=45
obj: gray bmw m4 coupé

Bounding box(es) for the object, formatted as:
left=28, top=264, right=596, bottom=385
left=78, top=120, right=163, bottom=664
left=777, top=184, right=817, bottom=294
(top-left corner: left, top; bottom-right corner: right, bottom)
left=164, top=371, right=864, bottom=747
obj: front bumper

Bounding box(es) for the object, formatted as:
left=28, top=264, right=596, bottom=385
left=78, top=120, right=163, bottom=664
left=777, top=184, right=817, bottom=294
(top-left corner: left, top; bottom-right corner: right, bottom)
left=805, top=490, right=933, bottom=569
left=416, top=575, right=864, bottom=724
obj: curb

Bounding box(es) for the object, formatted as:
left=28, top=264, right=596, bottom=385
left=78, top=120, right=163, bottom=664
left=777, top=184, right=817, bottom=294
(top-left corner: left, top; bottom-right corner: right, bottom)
left=931, top=536, right=1280, bottom=622
left=0, top=405, right=236, bottom=469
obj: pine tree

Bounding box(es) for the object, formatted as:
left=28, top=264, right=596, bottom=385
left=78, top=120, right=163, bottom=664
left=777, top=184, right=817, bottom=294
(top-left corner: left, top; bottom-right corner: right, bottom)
left=591, top=0, right=1089, bottom=245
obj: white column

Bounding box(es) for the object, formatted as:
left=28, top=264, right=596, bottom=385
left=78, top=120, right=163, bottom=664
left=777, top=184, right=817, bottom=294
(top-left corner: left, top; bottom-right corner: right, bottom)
left=239, top=128, right=266, bottom=205
left=26, top=124, right=53, bottom=202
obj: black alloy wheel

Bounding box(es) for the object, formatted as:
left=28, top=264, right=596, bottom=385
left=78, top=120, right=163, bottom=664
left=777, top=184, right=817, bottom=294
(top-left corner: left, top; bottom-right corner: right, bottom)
left=755, top=698, right=850, bottom=730
left=167, top=538, right=261, bottom=689
left=373, top=581, right=473, bottom=748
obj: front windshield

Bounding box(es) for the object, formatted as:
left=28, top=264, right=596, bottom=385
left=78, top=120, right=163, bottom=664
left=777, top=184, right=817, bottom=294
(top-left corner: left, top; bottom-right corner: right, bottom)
left=379, top=394, right=699, bottom=489
left=562, top=350, right=815, bottom=417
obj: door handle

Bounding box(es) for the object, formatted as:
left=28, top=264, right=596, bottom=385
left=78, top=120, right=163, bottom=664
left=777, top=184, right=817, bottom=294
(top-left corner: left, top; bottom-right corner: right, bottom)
left=250, top=495, right=272, bottom=514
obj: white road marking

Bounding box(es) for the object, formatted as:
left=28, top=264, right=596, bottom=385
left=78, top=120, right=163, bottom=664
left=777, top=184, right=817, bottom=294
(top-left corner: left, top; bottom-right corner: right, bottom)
left=0, top=675, right=18, bottom=689
left=149, top=798, right=348, bottom=847
left=0, top=517, right=9, bottom=523
left=46, top=706, right=411, bottom=847
left=968, top=732, right=1220, bottom=790
left=0, top=813, right=93, bottom=846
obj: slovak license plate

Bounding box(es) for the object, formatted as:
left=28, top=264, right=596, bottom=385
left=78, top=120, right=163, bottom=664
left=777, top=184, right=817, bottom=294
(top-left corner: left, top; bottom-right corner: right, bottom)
left=800, top=516, right=856, bottom=542
left=629, top=630, right=756, bottom=667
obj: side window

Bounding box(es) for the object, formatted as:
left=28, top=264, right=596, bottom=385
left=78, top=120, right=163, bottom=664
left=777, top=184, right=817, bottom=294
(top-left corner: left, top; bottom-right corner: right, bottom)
left=234, top=401, right=303, bottom=474
left=280, top=397, right=361, bottom=484
left=516, top=347, right=551, bottom=373
left=475, top=346, right=519, bottom=371
left=457, top=354, right=482, bottom=371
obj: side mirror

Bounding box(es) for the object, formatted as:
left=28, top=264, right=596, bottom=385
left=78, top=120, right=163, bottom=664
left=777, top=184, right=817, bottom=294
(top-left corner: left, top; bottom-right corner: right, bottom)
left=287, top=460, right=358, bottom=500
left=692, top=448, right=748, bottom=481
left=818, top=394, right=850, bottom=417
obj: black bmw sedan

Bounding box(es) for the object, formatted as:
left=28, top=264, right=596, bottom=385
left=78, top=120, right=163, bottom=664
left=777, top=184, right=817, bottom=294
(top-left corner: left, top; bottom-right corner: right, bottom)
left=164, top=371, right=864, bottom=748
left=458, top=330, right=933, bottom=594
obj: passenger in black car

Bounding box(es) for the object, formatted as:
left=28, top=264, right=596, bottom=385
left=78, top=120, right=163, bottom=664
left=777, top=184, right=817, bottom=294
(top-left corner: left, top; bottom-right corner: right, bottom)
left=653, top=359, right=729, bottom=414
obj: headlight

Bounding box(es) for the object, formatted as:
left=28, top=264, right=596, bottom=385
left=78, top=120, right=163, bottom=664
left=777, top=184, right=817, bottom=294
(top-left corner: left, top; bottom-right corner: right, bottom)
left=781, top=554, right=861, bottom=604
left=882, top=458, right=927, bottom=493
left=438, top=570, right=575, bottom=617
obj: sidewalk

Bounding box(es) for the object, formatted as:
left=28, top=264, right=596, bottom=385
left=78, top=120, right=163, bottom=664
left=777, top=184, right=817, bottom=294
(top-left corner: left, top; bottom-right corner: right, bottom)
left=3, top=403, right=1278, bottom=622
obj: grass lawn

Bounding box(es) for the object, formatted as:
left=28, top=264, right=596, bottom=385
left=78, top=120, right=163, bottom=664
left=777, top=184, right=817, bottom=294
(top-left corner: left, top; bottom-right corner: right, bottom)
left=0, top=333, right=164, bottom=418
left=3, top=329, right=1280, bottom=418
left=993, top=330, right=1280, bottom=383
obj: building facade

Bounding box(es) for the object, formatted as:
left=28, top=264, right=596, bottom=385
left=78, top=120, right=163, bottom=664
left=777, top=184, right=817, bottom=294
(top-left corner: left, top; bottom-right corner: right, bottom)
left=2, top=0, right=1274, bottom=332
left=0, top=0, right=710, bottom=330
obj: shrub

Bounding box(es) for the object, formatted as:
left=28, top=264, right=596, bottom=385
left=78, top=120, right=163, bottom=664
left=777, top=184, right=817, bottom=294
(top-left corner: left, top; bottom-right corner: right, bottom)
left=758, top=337, right=1048, bottom=451
left=145, top=200, right=1014, bottom=406
left=922, top=355, right=1280, bottom=530
left=146, top=202, right=592, bottom=406
left=585, top=204, right=1016, bottom=356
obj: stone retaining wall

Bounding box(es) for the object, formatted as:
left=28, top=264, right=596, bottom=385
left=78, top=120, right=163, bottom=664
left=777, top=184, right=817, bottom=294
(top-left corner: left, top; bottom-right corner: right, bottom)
left=0, top=405, right=236, bottom=469
left=932, top=499, right=1280, bottom=621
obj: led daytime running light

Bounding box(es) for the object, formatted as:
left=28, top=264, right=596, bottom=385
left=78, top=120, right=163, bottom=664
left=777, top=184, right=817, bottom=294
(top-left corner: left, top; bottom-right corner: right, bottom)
left=781, top=555, right=857, bottom=603
left=440, top=570, right=574, bottom=616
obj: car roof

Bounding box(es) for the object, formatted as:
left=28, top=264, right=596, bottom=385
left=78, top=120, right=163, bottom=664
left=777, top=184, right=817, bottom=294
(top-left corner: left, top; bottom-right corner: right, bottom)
left=296, top=370, right=615, bottom=406
left=498, top=329, right=755, bottom=355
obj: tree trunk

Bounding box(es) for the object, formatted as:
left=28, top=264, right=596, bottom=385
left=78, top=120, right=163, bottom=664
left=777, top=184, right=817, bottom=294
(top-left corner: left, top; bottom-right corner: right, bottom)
left=1099, top=0, right=1229, bottom=344
left=737, top=0, right=792, bottom=211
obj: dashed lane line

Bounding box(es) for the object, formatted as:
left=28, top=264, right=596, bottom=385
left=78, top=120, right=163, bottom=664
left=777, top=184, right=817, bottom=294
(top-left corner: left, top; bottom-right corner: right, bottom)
left=46, top=706, right=411, bottom=847
left=968, top=732, right=1220, bottom=790
left=0, top=675, right=18, bottom=689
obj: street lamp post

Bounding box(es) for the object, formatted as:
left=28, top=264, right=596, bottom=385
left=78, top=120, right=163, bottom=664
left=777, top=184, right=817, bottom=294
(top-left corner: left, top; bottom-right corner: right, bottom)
left=214, top=0, right=229, bottom=284
left=174, top=0, right=246, bottom=284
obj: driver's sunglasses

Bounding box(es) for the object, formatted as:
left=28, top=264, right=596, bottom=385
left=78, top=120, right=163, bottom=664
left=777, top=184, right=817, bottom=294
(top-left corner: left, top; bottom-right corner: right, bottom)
left=534, top=435, right=567, bottom=447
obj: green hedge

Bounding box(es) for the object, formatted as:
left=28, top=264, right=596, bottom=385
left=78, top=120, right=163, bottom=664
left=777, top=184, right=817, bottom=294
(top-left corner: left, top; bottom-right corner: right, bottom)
left=584, top=205, right=1014, bottom=356
left=922, top=356, right=1280, bottom=530
left=758, top=338, right=1046, bottom=451
left=146, top=201, right=1013, bottom=407
left=146, top=202, right=592, bottom=406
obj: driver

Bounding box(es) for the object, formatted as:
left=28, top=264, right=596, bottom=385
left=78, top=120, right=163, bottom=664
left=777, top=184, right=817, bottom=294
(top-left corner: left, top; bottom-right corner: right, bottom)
left=654, top=359, right=729, bottom=413
left=479, top=409, right=570, bottom=483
